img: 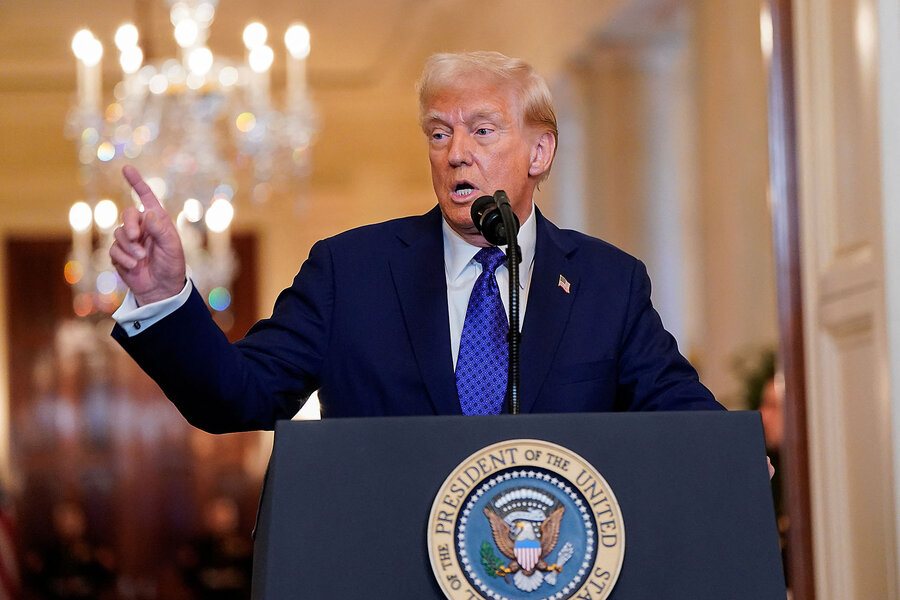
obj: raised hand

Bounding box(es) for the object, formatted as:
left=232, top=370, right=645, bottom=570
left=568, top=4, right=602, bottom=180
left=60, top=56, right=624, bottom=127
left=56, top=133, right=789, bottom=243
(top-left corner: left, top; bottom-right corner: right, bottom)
left=110, top=165, right=187, bottom=306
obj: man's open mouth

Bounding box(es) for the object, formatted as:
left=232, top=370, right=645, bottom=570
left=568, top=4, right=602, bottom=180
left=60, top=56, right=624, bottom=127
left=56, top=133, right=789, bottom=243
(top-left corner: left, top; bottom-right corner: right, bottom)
left=452, top=182, right=477, bottom=199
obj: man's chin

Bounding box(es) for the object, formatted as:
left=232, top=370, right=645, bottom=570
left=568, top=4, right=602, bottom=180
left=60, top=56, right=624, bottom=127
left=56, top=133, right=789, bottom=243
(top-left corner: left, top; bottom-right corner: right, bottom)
left=448, top=197, right=476, bottom=211
left=441, top=213, right=485, bottom=242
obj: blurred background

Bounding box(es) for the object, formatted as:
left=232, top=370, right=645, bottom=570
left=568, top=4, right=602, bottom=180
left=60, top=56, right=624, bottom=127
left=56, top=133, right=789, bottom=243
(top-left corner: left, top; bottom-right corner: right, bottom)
left=0, top=0, right=898, bottom=598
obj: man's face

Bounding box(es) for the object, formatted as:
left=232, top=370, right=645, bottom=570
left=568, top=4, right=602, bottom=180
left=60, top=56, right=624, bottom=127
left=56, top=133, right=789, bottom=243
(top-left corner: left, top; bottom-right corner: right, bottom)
left=423, top=76, right=544, bottom=246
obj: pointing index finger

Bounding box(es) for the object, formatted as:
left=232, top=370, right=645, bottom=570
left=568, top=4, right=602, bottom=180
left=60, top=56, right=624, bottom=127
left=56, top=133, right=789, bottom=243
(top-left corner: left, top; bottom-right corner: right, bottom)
left=122, top=165, right=165, bottom=213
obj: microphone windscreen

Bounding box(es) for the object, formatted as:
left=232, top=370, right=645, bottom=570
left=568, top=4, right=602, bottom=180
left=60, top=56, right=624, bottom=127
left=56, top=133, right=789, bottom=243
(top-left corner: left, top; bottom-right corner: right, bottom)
left=470, top=195, right=496, bottom=230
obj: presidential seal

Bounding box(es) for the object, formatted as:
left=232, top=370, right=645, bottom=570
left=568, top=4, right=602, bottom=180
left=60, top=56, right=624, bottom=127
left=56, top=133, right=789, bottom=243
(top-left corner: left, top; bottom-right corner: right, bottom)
left=428, top=439, right=624, bottom=600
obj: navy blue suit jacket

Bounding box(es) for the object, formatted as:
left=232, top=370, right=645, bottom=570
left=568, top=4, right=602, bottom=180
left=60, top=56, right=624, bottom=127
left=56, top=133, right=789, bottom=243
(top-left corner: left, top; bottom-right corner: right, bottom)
left=113, top=206, right=722, bottom=433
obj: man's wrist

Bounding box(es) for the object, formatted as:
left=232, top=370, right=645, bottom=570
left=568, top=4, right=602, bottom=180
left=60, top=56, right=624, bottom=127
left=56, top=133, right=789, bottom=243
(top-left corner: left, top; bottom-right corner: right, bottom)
left=113, top=275, right=193, bottom=337
left=134, top=279, right=188, bottom=307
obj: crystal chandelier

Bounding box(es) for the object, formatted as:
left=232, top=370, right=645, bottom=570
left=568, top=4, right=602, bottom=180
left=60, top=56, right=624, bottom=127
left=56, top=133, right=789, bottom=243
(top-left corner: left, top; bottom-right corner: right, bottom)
left=65, top=0, right=318, bottom=318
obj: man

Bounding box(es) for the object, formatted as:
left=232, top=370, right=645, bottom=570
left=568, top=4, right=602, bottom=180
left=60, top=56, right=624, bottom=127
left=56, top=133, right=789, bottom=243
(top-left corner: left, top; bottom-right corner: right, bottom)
left=109, top=51, right=723, bottom=434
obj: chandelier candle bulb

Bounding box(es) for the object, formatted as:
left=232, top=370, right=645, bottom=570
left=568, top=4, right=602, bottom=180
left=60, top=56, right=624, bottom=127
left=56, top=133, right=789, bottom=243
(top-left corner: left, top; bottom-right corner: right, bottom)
left=174, top=18, right=200, bottom=49
left=69, top=201, right=93, bottom=263
left=93, top=199, right=119, bottom=231
left=114, top=23, right=139, bottom=52
left=74, top=37, right=90, bottom=107
left=285, top=51, right=306, bottom=106
left=84, top=43, right=103, bottom=112
left=76, top=59, right=89, bottom=110
left=120, top=46, right=143, bottom=77
left=207, top=227, right=230, bottom=265
left=71, top=229, right=92, bottom=270
left=188, top=47, right=213, bottom=77
left=68, top=201, right=94, bottom=233
left=72, top=30, right=103, bottom=112
left=285, top=23, right=310, bottom=105
left=242, top=22, right=268, bottom=50
left=247, top=47, right=273, bottom=108
left=116, top=24, right=143, bottom=98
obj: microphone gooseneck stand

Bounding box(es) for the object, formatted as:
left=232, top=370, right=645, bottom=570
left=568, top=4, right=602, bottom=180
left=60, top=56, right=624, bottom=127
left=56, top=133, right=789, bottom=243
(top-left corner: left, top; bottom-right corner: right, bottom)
left=494, top=191, right=521, bottom=415
left=469, top=192, right=521, bottom=414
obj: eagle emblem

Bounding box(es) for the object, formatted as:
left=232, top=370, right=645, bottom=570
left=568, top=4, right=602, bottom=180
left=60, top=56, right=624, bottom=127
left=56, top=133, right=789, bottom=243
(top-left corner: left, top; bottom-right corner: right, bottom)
left=483, top=486, right=574, bottom=592
left=428, top=441, right=624, bottom=600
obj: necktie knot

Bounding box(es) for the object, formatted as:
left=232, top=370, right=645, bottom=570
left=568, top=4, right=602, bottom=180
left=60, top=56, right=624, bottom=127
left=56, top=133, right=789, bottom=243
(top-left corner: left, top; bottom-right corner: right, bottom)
left=474, top=246, right=506, bottom=275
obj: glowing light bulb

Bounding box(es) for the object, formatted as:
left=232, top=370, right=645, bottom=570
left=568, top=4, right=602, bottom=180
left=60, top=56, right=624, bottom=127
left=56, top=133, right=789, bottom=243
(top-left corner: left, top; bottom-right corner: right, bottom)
left=71, top=29, right=95, bottom=60
left=77, top=35, right=104, bottom=67
left=195, top=1, right=216, bottom=25
left=69, top=201, right=94, bottom=232
left=759, top=4, right=774, bottom=62
left=188, top=47, right=213, bottom=75
left=169, top=1, right=190, bottom=25
left=93, top=199, right=119, bottom=230
left=115, top=24, right=139, bottom=51
left=183, top=198, right=203, bottom=222
left=243, top=22, right=267, bottom=50
left=249, top=45, right=274, bottom=73
left=285, top=24, right=311, bottom=59
left=120, top=46, right=143, bottom=74
left=205, top=198, right=234, bottom=232
left=174, top=19, right=199, bottom=48
left=145, top=177, right=168, bottom=201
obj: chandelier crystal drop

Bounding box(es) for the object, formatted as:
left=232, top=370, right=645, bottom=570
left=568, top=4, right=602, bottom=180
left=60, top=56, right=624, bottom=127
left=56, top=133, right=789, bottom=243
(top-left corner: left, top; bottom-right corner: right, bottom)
left=65, top=0, right=318, bottom=319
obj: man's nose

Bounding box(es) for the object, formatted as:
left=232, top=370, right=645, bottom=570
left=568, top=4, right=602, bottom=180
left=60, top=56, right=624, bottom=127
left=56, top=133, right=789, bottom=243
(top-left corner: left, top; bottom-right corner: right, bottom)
left=448, top=132, right=473, bottom=166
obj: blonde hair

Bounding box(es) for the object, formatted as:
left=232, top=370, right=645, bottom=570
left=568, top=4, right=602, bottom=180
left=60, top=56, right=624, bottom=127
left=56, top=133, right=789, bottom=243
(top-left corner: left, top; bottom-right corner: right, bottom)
left=416, top=51, right=558, bottom=178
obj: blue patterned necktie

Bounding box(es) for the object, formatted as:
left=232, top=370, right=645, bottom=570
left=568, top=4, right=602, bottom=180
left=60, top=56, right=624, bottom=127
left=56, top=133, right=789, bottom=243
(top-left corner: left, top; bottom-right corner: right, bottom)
left=456, top=247, right=509, bottom=415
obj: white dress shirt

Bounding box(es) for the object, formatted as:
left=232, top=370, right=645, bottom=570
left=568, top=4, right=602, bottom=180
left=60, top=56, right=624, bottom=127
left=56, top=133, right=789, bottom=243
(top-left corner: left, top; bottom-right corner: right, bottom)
left=443, top=205, right=536, bottom=367
left=113, top=205, right=539, bottom=369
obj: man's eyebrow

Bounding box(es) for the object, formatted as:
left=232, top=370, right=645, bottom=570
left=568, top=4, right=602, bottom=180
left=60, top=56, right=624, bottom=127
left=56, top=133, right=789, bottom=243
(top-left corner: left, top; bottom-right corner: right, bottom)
left=422, top=109, right=506, bottom=128
left=468, top=110, right=504, bottom=124
left=422, top=112, right=447, bottom=127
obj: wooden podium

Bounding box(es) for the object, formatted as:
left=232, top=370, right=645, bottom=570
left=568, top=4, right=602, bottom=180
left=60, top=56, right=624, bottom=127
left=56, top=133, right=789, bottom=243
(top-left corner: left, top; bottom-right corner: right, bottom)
left=251, top=411, right=786, bottom=599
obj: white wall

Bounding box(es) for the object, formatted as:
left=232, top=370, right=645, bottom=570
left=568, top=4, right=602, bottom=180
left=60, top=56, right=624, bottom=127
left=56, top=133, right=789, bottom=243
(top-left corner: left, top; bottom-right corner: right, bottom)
left=878, top=0, right=900, bottom=587
left=794, top=0, right=898, bottom=596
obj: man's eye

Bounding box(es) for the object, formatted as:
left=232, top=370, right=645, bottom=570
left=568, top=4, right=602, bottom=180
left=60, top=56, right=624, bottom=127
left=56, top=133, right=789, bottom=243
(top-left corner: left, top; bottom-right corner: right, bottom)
left=431, top=132, right=449, bottom=141
left=475, top=128, right=492, bottom=136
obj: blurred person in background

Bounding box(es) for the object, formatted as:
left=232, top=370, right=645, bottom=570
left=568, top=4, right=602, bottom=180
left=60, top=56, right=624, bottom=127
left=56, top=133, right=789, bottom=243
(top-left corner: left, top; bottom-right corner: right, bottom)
left=23, top=501, right=116, bottom=600
left=178, top=497, right=252, bottom=600
left=0, top=476, right=20, bottom=600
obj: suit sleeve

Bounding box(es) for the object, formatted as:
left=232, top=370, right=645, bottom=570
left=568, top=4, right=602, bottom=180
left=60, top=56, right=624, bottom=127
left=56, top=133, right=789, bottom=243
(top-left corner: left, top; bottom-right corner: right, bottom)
left=111, top=239, right=336, bottom=433
left=614, top=260, right=724, bottom=411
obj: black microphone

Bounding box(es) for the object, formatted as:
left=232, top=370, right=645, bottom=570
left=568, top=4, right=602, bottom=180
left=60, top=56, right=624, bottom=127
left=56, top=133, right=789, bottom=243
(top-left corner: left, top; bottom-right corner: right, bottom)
left=470, top=195, right=519, bottom=246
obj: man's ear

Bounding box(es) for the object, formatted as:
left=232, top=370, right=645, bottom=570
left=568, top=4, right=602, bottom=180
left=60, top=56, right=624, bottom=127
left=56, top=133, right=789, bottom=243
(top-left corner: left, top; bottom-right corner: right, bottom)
left=528, top=132, right=557, bottom=178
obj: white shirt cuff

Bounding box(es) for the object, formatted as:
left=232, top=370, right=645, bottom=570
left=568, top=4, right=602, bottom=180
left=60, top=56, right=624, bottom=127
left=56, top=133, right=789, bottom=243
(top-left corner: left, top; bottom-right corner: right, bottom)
left=112, top=276, right=193, bottom=337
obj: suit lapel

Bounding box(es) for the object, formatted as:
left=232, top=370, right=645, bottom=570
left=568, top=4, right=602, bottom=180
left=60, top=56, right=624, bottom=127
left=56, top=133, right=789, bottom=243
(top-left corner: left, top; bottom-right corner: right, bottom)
left=519, top=211, right=579, bottom=413
left=389, top=207, right=462, bottom=415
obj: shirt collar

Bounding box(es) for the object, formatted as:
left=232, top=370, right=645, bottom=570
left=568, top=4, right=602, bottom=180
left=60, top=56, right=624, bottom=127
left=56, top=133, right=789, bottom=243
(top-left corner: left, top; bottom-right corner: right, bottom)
left=442, top=203, right=537, bottom=288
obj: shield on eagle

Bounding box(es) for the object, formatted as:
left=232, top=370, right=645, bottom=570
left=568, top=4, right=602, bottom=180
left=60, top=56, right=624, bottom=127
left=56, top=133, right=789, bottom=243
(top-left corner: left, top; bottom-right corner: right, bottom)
left=514, top=538, right=541, bottom=572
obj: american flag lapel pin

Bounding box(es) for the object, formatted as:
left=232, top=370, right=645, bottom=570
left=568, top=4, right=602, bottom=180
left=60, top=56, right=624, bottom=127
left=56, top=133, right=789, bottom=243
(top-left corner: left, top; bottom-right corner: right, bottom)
left=558, top=274, right=571, bottom=294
